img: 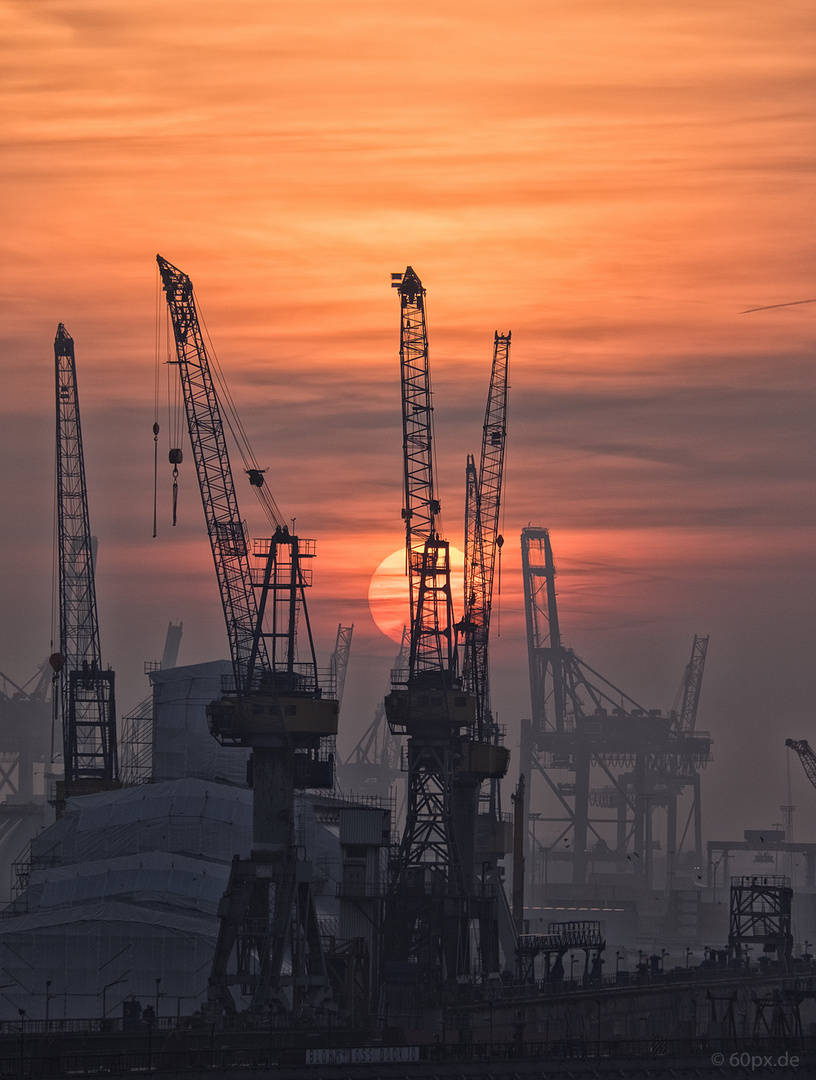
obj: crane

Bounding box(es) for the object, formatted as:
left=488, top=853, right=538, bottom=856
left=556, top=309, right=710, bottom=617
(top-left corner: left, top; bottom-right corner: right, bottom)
left=157, top=255, right=338, bottom=1016
left=383, top=269, right=507, bottom=998
left=661, top=633, right=710, bottom=882
left=461, top=333, right=513, bottom=941
left=330, top=624, right=354, bottom=708
left=675, top=634, right=709, bottom=736
left=383, top=267, right=470, bottom=986
left=461, top=332, right=510, bottom=743
left=786, top=739, right=816, bottom=791
left=53, top=324, right=118, bottom=806
left=519, top=528, right=711, bottom=891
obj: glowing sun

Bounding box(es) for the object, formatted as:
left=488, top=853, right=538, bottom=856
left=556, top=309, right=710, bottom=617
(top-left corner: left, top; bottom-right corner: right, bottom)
left=367, top=546, right=465, bottom=644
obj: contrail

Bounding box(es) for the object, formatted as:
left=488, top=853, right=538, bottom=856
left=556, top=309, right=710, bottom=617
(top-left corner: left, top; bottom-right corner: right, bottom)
left=741, top=298, right=816, bottom=314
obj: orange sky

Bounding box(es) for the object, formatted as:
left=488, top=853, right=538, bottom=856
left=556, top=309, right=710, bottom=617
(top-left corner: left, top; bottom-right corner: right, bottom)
left=1, top=0, right=815, bottom=841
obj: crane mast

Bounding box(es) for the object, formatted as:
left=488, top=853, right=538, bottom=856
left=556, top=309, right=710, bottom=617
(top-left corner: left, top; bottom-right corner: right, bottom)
left=157, top=256, right=338, bottom=1017
left=462, top=331, right=510, bottom=738
left=383, top=270, right=508, bottom=1004
left=392, top=267, right=455, bottom=679
left=54, top=325, right=118, bottom=798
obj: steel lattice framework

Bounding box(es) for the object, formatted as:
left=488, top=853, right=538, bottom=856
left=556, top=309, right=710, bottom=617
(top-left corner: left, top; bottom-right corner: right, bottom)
left=54, top=325, right=117, bottom=786
left=384, top=268, right=473, bottom=992
left=157, top=256, right=338, bottom=1017
left=462, top=332, right=509, bottom=738
left=157, top=256, right=270, bottom=695
left=395, top=269, right=437, bottom=564
left=786, top=738, right=816, bottom=791
left=391, top=267, right=455, bottom=678
left=677, top=634, right=709, bottom=735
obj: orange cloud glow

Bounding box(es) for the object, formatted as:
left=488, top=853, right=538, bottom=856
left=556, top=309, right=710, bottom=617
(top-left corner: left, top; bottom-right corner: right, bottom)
left=0, top=0, right=814, bottom=840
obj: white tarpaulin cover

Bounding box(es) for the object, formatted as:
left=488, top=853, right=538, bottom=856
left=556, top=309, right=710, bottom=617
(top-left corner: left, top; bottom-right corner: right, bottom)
left=0, top=661, right=342, bottom=1022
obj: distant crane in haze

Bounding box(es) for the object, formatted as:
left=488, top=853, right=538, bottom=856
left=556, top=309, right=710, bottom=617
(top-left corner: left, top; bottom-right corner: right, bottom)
left=52, top=325, right=118, bottom=807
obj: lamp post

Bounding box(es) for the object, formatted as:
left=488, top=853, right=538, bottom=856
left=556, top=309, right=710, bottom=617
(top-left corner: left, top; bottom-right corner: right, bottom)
left=18, top=1008, right=26, bottom=1075
left=45, top=980, right=52, bottom=1025
left=155, top=978, right=162, bottom=1018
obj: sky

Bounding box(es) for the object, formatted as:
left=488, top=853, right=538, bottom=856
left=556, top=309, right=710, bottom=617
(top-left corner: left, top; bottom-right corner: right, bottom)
left=0, top=0, right=814, bottom=847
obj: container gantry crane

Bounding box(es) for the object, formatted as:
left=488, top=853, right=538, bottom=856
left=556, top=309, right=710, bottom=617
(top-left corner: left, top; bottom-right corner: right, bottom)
left=519, top=527, right=711, bottom=893
left=661, top=633, right=710, bottom=883
left=157, top=256, right=339, bottom=1017
left=383, top=268, right=507, bottom=999
left=53, top=325, right=118, bottom=807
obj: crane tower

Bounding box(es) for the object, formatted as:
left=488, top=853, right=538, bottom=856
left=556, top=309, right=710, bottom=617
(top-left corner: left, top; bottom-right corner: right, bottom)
left=383, top=269, right=507, bottom=1003
left=53, top=325, right=118, bottom=805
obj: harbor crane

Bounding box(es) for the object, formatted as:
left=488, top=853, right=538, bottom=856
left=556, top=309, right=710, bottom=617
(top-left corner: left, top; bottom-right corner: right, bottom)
left=53, top=325, right=118, bottom=807
left=383, top=268, right=507, bottom=999
left=786, top=739, right=816, bottom=792
left=157, top=256, right=339, bottom=1016
left=460, top=331, right=509, bottom=745
left=519, top=527, right=711, bottom=891
left=460, top=333, right=514, bottom=951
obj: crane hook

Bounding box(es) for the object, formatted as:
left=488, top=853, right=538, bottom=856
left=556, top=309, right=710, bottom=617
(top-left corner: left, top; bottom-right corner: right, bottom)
left=169, top=448, right=182, bottom=527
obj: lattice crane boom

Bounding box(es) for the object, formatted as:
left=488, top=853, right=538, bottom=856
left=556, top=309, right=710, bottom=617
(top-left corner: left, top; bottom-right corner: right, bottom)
left=391, top=267, right=455, bottom=680
left=786, top=739, right=816, bottom=791
left=462, top=332, right=509, bottom=736
left=157, top=256, right=271, bottom=695
left=54, top=324, right=118, bottom=788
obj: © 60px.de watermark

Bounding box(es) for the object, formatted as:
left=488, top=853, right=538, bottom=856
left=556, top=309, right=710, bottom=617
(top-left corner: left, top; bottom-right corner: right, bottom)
left=710, top=1050, right=800, bottom=1071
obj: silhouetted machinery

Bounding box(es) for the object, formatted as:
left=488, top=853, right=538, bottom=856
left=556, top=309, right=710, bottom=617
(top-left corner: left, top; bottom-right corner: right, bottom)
left=382, top=268, right=508, bottom=1007
left=519, top=527, right=712, bottom=893
left=461, top=333, right=513, bottom=889
left=52, top=325, right=119, bottom=809
left=786, top=739, right=816, bottom=791
left=158, top=256, right=339, bottom=1016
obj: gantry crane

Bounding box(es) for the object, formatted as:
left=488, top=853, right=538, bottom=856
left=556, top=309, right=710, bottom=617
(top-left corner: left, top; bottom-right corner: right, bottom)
left=157, top=256, right=339, bottom=1016
left=661, top=633, right=710, bottom=883
left=383, top=268, right=507, bottom=998
left=53, top=325, right=118, bottom=808
left=519, top=527, right=711, bottom=892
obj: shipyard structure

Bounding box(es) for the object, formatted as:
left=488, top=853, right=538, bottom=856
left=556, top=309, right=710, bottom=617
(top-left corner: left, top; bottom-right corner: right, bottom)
left=2, top=264, right=816, bottom=1074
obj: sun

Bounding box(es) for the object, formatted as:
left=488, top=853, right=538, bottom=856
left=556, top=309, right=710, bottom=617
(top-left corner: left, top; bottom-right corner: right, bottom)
left=368, top=545, right=465, bottom=644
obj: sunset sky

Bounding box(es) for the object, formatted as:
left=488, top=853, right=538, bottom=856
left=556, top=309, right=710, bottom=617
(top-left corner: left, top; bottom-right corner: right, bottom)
left=1, top=0, right=814, bottom=843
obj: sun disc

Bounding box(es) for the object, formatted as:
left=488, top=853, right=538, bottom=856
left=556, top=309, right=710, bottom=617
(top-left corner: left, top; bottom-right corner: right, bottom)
left=368, top=545, right=465, bottom=644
